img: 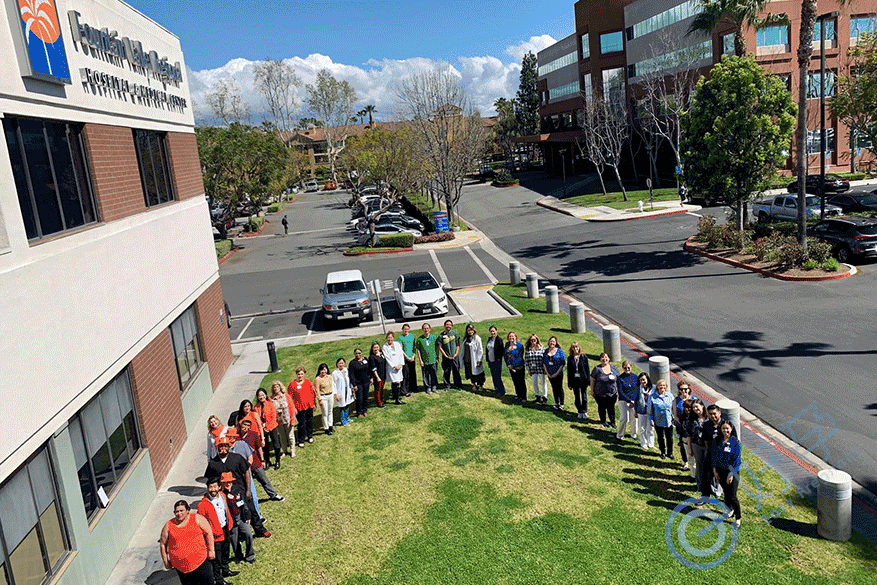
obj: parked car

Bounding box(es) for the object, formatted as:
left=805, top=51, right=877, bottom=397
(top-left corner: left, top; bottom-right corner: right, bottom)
left=356, top=224, right=422, bottom=239
left=321, top=269, right=372, bottom=322
left=394, top=271, right=448, bottom=319
left=305, top=179, right=319, bottom=192
left=478, top=166, right=496, bottom=182
left=827, top=193, right=877, bottom=213
left=807, top=216, right=877, bottom=263
left=787, top=174, right=850, bottom=194
left=750, top=194, right=841, bottom=223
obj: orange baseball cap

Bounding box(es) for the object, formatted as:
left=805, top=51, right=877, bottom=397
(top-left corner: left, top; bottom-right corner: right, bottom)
left=220, top=472, right=234, bottom=483
left=215, top=436, right=231, bottom=448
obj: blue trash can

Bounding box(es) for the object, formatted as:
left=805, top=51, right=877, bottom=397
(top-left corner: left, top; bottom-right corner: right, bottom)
left=433, top=211, right=449, bottom=233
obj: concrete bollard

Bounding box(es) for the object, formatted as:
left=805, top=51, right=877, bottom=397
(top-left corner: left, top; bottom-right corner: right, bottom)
left=716, top=398, right=742, bottom=443
left=570, top=302, right=586, bottom=333
left=545, top=285, right=559, bottom=313
left=510, top=261, right=521, bottom=285
left=649, top=356, right=670, bottom=389
left=525, top=273, right=539, bottom=298
left=817, top=469, right=852, bottom=541
left=602, top=324, right=621, bottom=362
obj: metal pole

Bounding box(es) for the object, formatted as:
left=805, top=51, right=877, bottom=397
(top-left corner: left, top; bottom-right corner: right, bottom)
left=820, top=17, right=826, bottom=221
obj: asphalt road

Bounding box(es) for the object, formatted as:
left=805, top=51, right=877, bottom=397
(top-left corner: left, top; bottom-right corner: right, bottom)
left=460, top=176, right=877, bottom=495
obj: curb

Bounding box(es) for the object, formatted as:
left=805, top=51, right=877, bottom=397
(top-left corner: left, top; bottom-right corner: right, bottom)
left=217, top=247, right=235, bottom=265
left=486, top=288, right=523, bottom=317
left=684, top=236, right=854, bottom=281
left=536, top=198, right=579, bottom=217
left=241, top=220, right=268, bottom=237
left=588, top=208, right=690, bottom=222
left=343, top=247, right=414, bottom=256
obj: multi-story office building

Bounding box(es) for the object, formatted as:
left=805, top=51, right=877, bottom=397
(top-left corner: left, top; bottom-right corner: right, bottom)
left=532, top=0, right=877, bottom=177
left=0, top=1, right=233, bottom=584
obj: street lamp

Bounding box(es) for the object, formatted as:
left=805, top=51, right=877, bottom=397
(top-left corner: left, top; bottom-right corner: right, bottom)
left=818, top=10, right=839, bottom=220
left=558, top=148, right=568, bottom=199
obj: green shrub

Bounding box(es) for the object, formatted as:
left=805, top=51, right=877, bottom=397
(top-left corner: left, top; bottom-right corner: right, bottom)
left=696, top=215, right=720, bottom=245
left=837, top=172, right=866, bottom=180
left=802, top=258, right=820, bottom=270
left=266, top=203, right=282, bottom=213
left=807, top=238, right=833, bottom=262
left=246, top=217, right=264, bottom=232
left=777, top=239, right=807, bottom=267
left=750, top=237, right=773, bottom=261
left=215, top=239, right=232, bottom=259
left=492, top=169, right=519, bottom=186
left=378, top=233, right=414, bottom=248
left=720, top=223, right=751, bottom=250
left=822, top=257, right=839, bottom=271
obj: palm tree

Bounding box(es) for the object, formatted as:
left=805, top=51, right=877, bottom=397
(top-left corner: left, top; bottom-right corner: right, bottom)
left=688, top=0, right=783, bottom=57
left=364, top=104, right=377, bottom=126
left=357, top=109, right=366, bottom=124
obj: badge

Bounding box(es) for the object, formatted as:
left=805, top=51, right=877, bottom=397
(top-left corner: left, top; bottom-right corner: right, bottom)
left=609, top=374, right=616, bottom=380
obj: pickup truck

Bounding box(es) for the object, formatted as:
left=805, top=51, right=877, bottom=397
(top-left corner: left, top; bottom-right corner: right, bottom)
left=750, top=194, right=841, bottom=223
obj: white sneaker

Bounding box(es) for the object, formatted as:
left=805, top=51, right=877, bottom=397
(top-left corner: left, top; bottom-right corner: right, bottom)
left=733, top=519, right=741, bottom=528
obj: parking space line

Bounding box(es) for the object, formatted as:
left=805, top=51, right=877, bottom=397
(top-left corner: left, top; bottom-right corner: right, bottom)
left=464, top=245, right=498, bottom=284
left=306, top=310, right=318, bottom=339
left=235, top=317, right=255, bottom=341
left=428, top=249, right=450, bottom=287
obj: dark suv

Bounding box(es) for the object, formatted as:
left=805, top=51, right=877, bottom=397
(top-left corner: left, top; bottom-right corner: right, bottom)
left=808, top=216, right=877, bottom=263
left=787, top=174, right=850, bottom=194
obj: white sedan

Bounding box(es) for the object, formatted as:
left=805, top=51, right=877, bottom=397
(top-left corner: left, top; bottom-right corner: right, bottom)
left=394, top=271, right=448, bottom=319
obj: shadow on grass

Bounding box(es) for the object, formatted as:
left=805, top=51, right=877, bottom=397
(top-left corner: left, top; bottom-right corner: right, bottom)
left=769, top=517, right=820, bottom=538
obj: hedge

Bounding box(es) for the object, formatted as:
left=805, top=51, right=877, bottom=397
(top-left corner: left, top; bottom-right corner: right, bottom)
left=414, top=231, right=455, bottom=244
left=245, top=217, right=264, bottom=232
left=377, top=233, right=414, bottom=248
left=266, top=203, right=282, bottom=213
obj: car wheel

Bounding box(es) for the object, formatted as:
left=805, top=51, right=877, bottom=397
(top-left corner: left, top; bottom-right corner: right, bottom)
left=836, top=246, right=850, bottom=264
left=758, top=212, right=770, bottom=224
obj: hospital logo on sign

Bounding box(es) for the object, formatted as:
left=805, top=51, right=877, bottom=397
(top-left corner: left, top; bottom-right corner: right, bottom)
left=15, top=0, right=71, bottom=84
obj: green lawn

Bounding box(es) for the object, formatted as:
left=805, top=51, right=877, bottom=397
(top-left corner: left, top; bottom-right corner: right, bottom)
left=215, top=239, right=232, bottom=259
left=565, top=187, right=680, bottom=210
left=241, top=285, right=877, bottom=584
left=406, top=190, right=468, bottom=231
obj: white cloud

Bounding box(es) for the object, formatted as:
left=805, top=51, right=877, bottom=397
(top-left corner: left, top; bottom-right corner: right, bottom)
left=187, top=40, right=542, bottom=124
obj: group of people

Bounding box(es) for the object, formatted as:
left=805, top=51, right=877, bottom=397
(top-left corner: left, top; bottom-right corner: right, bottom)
left=161, top=320, right=743, bottom=584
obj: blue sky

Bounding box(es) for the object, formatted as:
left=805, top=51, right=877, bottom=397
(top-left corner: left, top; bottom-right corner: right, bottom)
left=127, top=0, right=572, bottom=120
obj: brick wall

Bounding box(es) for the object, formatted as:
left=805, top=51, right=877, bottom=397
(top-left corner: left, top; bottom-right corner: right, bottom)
left=83, top=124, right=146, bottom=222
left=129, top=330, right=187, bottom=487
left=167, top=132, right=205, bottom=200
left=195, top=278, right=234, bottom=390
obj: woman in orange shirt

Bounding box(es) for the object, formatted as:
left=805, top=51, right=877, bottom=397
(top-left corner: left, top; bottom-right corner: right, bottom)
left=159, top=499, right=214, bottom=585
left=254, top=387, right=281, bottom=470
left=288, top=366, right=317, bottom=448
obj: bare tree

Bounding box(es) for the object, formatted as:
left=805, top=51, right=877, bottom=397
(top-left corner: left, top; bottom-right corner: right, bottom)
left=305, top=69, right=358, bottom=182
left=395, top=69, right=487, bottom=225
left=254, top=58, right=301, bottom=131
left=574, top=101, right=609, bottom=196
left=576, top=93, right=631, bottom=201
left=206, top=79, right=250, bottom=125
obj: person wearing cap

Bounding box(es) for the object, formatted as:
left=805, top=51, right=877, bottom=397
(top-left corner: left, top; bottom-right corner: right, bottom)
left=224, top=428, right=263, bottom=522
left=220, top=472, right=254, bottom=564
left=237, top=418, right=284, bottom=502
left=196, top=477, right=237, bottom=585
left=205, top=436, right=271, bottom=538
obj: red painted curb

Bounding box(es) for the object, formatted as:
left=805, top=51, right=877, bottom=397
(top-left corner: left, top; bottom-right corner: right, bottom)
left=343, top=248, right=414, bottom=256
left=492, top=182, right=520, bottom=188
left=684, top=236, right=852, bottom=281
left=217, top=247, right=235, bottom=265
left=241, top=220, right=268, bottom=237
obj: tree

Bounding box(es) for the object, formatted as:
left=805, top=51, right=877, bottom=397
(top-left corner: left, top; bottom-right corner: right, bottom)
left=515, top=52, right=539, bottom=137
left=681, top=55, right=796, bottom=233
left=305, top=70, right=359, bottom=182
left=253, top=58, right=300, bottom=132
left=357, top=109, right=367, bottom=124
left=688, top=0, right=783, bottom=58
left=574, top=94, right=630, bottom=200
left=363, top=104, right=377, bottom=125
left=206, top=79, right=250, bottom=125
left=297, top=117, right=324, bottom=129
left=493, top=97, right=517, bottom=158
left=831, top=32, right=877, bottom=171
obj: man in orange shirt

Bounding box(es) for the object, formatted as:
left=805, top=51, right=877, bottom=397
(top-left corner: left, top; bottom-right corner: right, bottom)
left=238, top=418, right=285, bottom=501
left=196, top=477, right=238, bottom=585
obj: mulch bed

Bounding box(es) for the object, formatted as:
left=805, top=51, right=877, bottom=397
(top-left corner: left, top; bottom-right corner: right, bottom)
left=685, top=238, right=852, bottom=280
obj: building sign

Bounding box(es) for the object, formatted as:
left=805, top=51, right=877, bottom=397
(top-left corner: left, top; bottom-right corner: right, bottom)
left=81, top=68, right=188, bottom=112
left=15, top=0, right=71, bottom=84
left=67, top=10, right=183, bottom=85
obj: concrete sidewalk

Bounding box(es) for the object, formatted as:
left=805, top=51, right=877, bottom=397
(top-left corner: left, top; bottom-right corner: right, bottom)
left=537, top=196, right=702, bottom=221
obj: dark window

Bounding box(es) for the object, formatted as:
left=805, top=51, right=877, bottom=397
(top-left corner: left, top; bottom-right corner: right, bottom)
left=0, top=446, right=70, bottom=584
left=170, top=305, right=204, bottom=391
left=2, top=117, right=97, bottom=241
left=68, top=369, right=141, bottom=520
left=625, top=26, right=634, bottom=41
left=133, top=129, right=175, bottom=207
left=627, top=64, right=637, bottom=78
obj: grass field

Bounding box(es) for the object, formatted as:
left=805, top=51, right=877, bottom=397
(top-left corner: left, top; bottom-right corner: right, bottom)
left=237, top=285, right=877, bottom=584
left=565, top=188, right=680, bottom=210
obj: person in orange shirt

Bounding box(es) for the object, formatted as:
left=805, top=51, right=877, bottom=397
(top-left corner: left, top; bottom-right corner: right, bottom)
left=254, top=388, right=281, bottom=469
left=196, top=478, right=238, bottom=585
left=288, top=366, right=317, bottom=447
left=160, top=499, right=214, bottom=585
left=231, top=400, right=264, bottom=445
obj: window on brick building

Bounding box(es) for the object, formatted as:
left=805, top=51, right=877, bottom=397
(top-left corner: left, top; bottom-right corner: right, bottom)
left=756, top=25, right=789, bottom=48
left=170, top=305, right=204, bottom=391
left=600, top=31, right=624, bottom=54
left=807, top=71, right=836, bottom=98
left=0, top=446, right=71, bottom=583
left=3, top=117, right=98, bottom=241
left=68, top=369, right=142, bottom=520
left=133, top=129, right=175, bottom=207
left=850, top=15, right=876, bottom=40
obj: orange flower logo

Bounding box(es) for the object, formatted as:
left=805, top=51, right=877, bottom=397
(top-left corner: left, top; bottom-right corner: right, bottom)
left=19, top=0, right=60, bottom=44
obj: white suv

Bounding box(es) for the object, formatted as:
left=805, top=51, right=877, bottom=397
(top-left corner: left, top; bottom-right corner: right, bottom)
left=321, top=270, right=372, bottom=322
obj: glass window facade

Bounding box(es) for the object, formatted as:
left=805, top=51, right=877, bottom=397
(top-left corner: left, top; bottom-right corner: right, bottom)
left=850, top=15, right=877, bottom=38
left=723, top=34, right=735, bottom=55
left=631, top=0, right=698, bottom=39
left=813, top=20, right=837, bottom=42
left=2, top=117, right=97, bottom=241
left=807, top=128, right=836, bottom=154
left=133, top=129, right=175, bottom=207
left=630, top=40, right=711, bottom=78
left=170, top=305, right=204, bottom=391
left=537, top=51, right=578, bottom=77
left=550, top=82, right=581, bottom=101
left=580, top=33, right=590, bottom=60
left=756, top=25, right=789, bottom=47
left=602, top=67, right=625, bottom=98
left=69, top=369, right=142, bottom=519
left=582, top=73, right=593, bottom=102
left=600, top=31, right=624, bottom=54
left=0, top=447, right=70, bottom=585
left=807, top=71, right=836, bottom=98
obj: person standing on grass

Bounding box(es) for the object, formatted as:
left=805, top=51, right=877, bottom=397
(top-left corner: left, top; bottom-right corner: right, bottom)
left=220, top=472, right=254, bottom=565
left=349, top=348, right=371, bottom=416
left=237, top=418, right=284, bottom=502
left=368, top=342, right=388, bottom=407
left=567, top=342, right=589, bottom=419
left=270, top=381, right=295, bottom=458
left=712, top=420, right=742, bottom=528
left=485, top=325, right=506, bottom=396
left=289, top=366, right=316, bottom=446
left=196, top=478, right=237, bottom=584
left=701, top=404, right=737, bottom=498
left=686, top=398, right=707, bottom=485
left=439, top=320, right=462, bottom=390
left=398, top=323, right=417, bottom=396
left=333, top=357, right=354, bottom=426
left=634, top=372, right=654, bottom=450
left=649, top=379, right=675, bottom=459
left=590, top=352, right=619, bottom=427
left=159, top=500, right=214, bottom=585
left=525, top=334, right=547, bottom=404
left=254, top=388, right=281, bottom=469
left=224, top=429, right=262, bottom=522
left=204, top=437, right=270, bottom=539
left=504, top=331, right=527, bottom=402
left=674, top=381, right=693, bottom=470
left=616, top=361, right=639, bottom=441
left=383, top=331, right=407, bottom=404
left=416, top=323, right=439, bottom=393
left=542, top=336, right=565, bottom=409
left=314, top=363, right=336, bottom=434
left=281, top=215, right=288, bottom=235
left=463, top=324, right=485, bottom=391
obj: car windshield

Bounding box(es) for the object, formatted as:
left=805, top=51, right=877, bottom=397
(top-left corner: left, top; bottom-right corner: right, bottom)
left=856, top=225, right=877, bottom=236
left=402, top=274, right=438, bottom=292
left=327, top=281, right=366, bottom=294
left=824, top=174, right=841, bottom=181
left=855, top=194, right=877, bottom=205
left=805, top=196, right=821, bottom=207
